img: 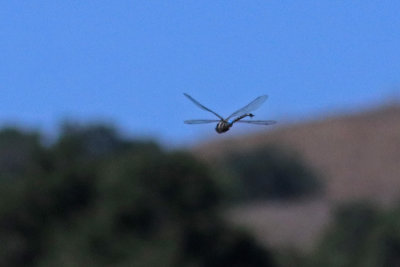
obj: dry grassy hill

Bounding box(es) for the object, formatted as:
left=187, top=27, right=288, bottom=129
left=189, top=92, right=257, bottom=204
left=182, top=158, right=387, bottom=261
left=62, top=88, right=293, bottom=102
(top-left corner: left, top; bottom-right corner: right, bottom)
left=192, top=104, right=400, bottom=251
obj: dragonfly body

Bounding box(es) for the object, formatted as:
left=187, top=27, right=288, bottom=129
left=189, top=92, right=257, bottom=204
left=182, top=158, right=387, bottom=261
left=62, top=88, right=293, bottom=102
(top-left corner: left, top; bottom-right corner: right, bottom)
left=216, top=121, right=232, bottom=133
left=183, top=93, right=276, bottom=134
left=215, top=113, right=255, bottom=133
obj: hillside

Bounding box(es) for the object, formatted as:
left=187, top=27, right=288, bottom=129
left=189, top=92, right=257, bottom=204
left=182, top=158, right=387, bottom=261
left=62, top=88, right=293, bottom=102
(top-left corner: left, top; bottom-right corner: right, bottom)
left=192, top=104, right=400, bottom=251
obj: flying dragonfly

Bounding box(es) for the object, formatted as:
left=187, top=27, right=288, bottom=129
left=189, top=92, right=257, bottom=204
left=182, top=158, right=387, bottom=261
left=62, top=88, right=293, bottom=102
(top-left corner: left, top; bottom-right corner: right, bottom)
left=183, top=93, right=276, bottom=134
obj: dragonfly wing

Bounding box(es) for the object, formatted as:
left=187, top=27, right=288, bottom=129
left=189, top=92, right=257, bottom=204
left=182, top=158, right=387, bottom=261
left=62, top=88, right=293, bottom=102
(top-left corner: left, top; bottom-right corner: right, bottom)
left=236, top=120, right=277, bottom=125
left=184, top=93, right=224, bottom=120
left=226, top=95, right=268, bottom=120
left=184, top=119, right=220, bottom=124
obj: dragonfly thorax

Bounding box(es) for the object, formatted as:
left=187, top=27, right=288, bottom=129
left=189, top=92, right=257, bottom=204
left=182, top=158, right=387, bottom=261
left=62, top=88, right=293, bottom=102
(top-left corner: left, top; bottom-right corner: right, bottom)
left=216, top=121, right=232, bottom=134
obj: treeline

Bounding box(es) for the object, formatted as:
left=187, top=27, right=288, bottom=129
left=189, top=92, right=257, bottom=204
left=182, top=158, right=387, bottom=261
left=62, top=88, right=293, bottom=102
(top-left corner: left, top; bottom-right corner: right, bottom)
left=2, top=123, right=398, bottom=266
left=0, top=124, right=277, bottom=267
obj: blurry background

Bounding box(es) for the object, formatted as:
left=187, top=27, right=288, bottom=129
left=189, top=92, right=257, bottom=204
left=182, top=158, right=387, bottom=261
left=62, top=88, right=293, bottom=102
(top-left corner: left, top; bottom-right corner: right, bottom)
left=1, top=1, right=400, bottom=266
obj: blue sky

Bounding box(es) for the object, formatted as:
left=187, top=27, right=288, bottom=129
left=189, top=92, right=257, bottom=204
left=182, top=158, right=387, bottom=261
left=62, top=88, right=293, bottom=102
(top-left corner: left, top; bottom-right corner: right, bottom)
left=1, top=1, right=400, bottom=145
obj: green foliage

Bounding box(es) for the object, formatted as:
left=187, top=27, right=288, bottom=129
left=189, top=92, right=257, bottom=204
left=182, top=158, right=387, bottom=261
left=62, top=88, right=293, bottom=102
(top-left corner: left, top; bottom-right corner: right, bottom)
left=0, top=125, right=276, bottom=267
left=223, top=146, right=322, bottom=201
left=309, top=201, right=400, bottom=267
left=0, top=128, right=43, bottom=178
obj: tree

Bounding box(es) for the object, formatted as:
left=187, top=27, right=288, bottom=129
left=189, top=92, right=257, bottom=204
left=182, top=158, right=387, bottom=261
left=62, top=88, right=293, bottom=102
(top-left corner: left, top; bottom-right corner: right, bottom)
left=223, top=146, right=322, bottom=201
left=309, top=201, right=400, bottom=267
left=0, top=125, right=277, bottom=267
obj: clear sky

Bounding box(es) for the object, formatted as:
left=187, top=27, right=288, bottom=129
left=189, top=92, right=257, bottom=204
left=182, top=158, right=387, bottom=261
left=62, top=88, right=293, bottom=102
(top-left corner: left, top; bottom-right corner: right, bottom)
left=1, top=1, right=400, bottom=145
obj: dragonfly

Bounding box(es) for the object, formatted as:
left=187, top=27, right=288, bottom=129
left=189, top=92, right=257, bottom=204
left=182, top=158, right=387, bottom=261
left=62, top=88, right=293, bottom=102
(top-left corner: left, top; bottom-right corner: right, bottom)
left=183, top=93, right=276, bottom=134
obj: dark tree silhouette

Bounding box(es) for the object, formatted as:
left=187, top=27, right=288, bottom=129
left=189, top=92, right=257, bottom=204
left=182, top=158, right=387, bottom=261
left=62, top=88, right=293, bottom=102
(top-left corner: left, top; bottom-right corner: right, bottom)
left=0, top=125, right=276, bottom=267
